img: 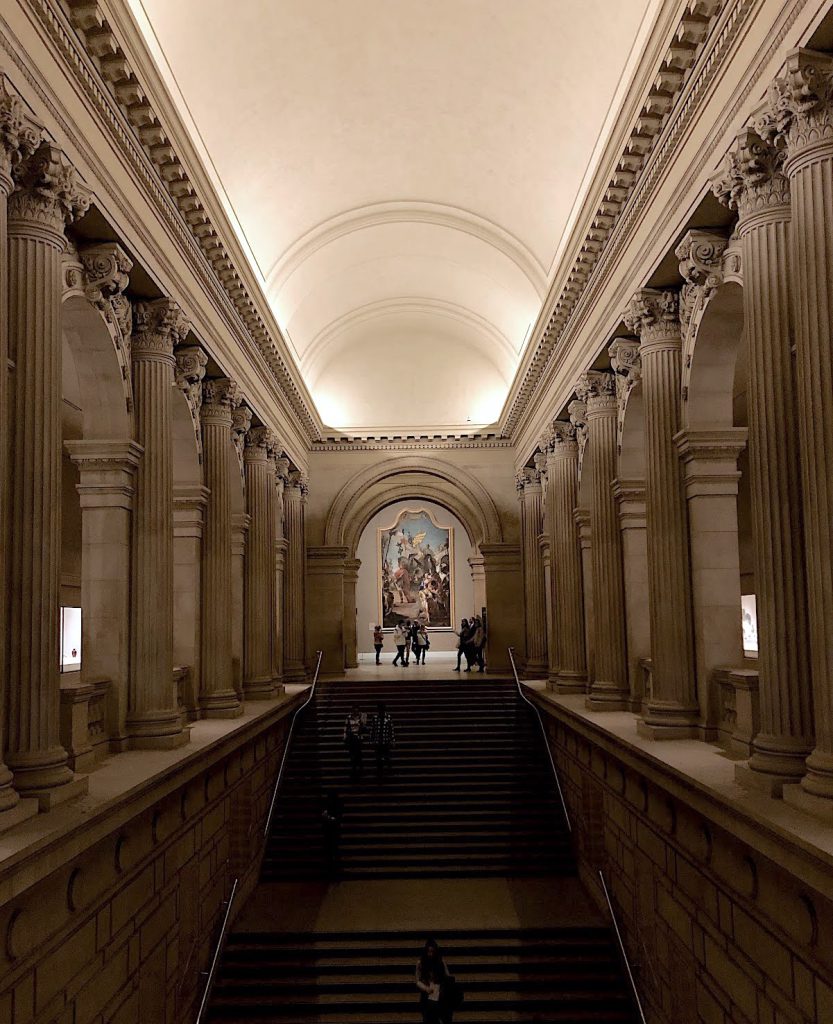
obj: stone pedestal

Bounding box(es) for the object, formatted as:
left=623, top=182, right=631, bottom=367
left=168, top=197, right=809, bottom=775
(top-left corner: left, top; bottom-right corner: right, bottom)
left=516, top=465, right=548, bottom=677
left=344, top=558, right=361, bottom=669
left=6, top=142, right=90, bottom=804
left=283, top=472, right=308, bottom=682
left=714, top=125, right=814, bottom=790
left=65, top=440, right=142, bottom=750
left=306, top=546, right=348, bottom=675
left=626, top=289, right=699, bottom=737
left=676, top=430, right=747, bottom=733
left=541, top=422, right=587, bottom=692
left=128, top=298, right=190, bottom=749
left=614, top=479, right=650, bottom=711
left=199, top=379, right=242, bottom=717
left=243, top=427, right=277, bottom=699
left=579, top=372, right=629, bottom=710
left=480, top=543, right=523, bottom=674
left=765, top=50, right=833, bottom=806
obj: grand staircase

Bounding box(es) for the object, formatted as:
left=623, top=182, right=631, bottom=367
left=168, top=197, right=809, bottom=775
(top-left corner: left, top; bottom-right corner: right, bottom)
left=206, top=675, right=641, bottom=1023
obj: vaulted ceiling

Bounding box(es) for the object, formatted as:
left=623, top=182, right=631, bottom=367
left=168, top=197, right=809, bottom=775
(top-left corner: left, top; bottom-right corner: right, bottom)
left=130, top=0, right=656, bottom=432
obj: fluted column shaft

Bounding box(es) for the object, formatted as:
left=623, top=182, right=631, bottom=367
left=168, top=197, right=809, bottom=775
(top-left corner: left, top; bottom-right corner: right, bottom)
left=517, top=469, right=548, bottom=676
left=243, top=428, right=276, bottom=699
left=6, top=144, right=89, bottom=801
left=283, top=473, right=308, bottom=682
left=626, top=291, right=698, bottom=734
left=129, top=299, right=189, bottom=747
left=199, top=380, right=241, bottom=717
left=768, top=51, right=833, bottom=802
left=714, top=131, right=813, bottom=786
left=344, top=559, right=361, bottom=668
left=581, top=376, right=629, bottom=708
left=543, top=424, right=586, bottom=692
left=271, top=454, right=288, bottom=689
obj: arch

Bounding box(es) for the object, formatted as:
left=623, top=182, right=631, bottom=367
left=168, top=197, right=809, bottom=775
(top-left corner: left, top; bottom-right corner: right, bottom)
left=685, top=281, right=745, bottom=430
left=618, top=381, right=645, bottom=479
left=171, top=389, right=201, bottom=487
left=324, top=455, right=503, bottom=554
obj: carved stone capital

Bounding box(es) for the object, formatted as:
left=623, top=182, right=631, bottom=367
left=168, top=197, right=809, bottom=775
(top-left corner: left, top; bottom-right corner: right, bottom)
left=609, top=337, right=642, bottom=408
left=675, top=230, right=728, bottom=332
left=274, top=455, right=291, bottom=485
left=8, top=142, right=90, bottom=240
left=80, top=242, right=133, bottom=343
left=231, top=403, right=252, bottom=470
left=760, top=48, right=833, bottom=163
left=202, top=377, right=240, bottom=419
left=133, top=298, right=190, bottom=358
left=568, top=399, right=588, bottom=465
left=175, top=345, right=207, bottom=419
left=624, top=288, right=681, bottom=346
left=287, top=470, right=309, bottom=498
left=0, top=76, right=40, bottom=185
left=712, top=129, right=789, bottom=221
left=516, top=465, right=542, bottom=496
left=244, top=424, right=271, bottom=460
left=533, top=450, right=548, bottom=479
left=576, top=370, right=617, bottom=411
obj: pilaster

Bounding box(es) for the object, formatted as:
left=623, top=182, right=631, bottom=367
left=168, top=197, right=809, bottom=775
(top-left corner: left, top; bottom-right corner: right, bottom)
left=343, top=558, right=361, bottom=669
left=516, top=464, right=548, bottom=677
left=625, top=288, right=698, bottom=737
left=271, top=451, right=289, bottom=689
left=243, top=426, right=278, bottom=699
left=613, top=479, right=649, bottom=711
left=173, top=485, right=208, bottom=719
left=283, top=471, right=308, bottom=682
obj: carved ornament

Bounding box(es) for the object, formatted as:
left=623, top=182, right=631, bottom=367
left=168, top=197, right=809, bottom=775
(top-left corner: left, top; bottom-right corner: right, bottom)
left=175, top=345, right=208, bottom=461
left=244, top=424, right=272, bottom=458
left=568, top=399, right=588, bottom=471
left=576, top=370, right=617, bottom=410
left=712, top=129, right=789, bottom=220
left=675, top=230, right=728, bottom=332
left=132, top=298, right=190, bottom=357
left=759, top=48, right=833, bottom=160
left=623, top=288, right=680, bottom=344
left=0, top=75, right=40, bottom=182
left=9, top=142, right=90, bottom=236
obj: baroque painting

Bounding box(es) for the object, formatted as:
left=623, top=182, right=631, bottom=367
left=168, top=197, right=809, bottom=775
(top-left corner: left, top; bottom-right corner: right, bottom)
left=379, top=509, right=453, bottom=628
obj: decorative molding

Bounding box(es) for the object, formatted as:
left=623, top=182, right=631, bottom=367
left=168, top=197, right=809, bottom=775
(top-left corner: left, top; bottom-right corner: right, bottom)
left=231, top=403, right=252, bottom=479
left=20, top=0, right=320, bottom=442
left=174, top=344, right=207, bottom=462
left=8, top=139, right=90, bottom=236
left=132, top=297, right=189, bottom=356
left=0, top=71, right=40, bottom=181
left=310, top=433, right=513, bottom=452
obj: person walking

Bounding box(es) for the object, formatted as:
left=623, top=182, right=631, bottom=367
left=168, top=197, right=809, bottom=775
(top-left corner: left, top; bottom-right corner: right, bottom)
left=471, top=616, right=486, bottom=673
left=373, top=625, right=384, bottom=665
left=392, top=622, right=407, bottom=667
left=404, top=619, right=413, bottom=666
left=415, top=938, right=454, bottom=1023
left=369, top=702, right=396, bottom=775
left=453, top=619, right=470, bottom=672
left=321, top=791, right=344, bottom=878
left=413, top=623, right=429, bottom=664
left=343, top=704, right=365, bottom=778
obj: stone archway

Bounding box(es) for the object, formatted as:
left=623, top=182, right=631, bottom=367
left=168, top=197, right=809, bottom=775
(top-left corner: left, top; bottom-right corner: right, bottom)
left=312, top=456, right=519, bottom=676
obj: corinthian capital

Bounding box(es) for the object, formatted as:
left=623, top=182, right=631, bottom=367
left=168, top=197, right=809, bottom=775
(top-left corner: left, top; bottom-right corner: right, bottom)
left=9, top=142, right=90, bottom=239
left=133, top=298, right=190, bottom=357
left=202, top=377, right=240, bottom=416
left=712, top=129, right=789, bottom=219
left=80, top=242, right=133, bottom=341
left=624, top=288, right=680, bottom=345
left=541, top=420, right=578, bottom=460
left=0, top=76, right=40, bottom=182
left=609, top=338, right=641, bottom=406
left=245, top=424, right=272, bottom=458
left=288, top=470, right=309, bottom=498
left=759, top=48, right=833, bottom=160
left=675, top=230, right=728, bottom=331
left=175, top=345, right=207, bottom=408
left=576, top=370, right=617, bottom=411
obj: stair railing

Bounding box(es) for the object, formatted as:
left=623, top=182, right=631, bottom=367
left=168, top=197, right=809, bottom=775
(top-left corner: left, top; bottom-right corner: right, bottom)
left=599, top=869, right=648, bottom=1024
left=507, top=646, right=571, bottom=833
left=508, top=647, right=647, bottom=1023
left=195, top=652, right=323, bottom=1024
left=263, top=649, right=324, bottom=839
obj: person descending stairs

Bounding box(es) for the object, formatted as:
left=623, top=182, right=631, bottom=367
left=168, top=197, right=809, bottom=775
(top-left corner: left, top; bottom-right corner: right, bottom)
left=206, top=675, right=642, bottom=1023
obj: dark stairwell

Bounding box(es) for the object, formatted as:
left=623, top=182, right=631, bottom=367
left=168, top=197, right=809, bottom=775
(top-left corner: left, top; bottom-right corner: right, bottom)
left=205, top=674, right=642, bottom=1023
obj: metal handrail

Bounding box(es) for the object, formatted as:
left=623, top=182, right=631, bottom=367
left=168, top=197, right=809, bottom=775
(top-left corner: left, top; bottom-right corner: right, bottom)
left=507, top=646, right=646, bottom=1022
left=599, top=869, right=648, bottom=1024
left=195, top=876, right=238, bottom=1024
left=263, top=650, right=324, bottom=839
left=196, top=651, right=323, bottom=1023
left=507, top=646, right=571, bottom=833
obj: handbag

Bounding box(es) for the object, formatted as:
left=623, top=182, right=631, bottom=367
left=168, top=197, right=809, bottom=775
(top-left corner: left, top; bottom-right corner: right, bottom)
left=443, top=976, right=464, bottom=1009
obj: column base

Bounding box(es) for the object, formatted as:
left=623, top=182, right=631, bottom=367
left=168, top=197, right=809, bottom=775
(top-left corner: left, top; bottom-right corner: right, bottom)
left=783, top=783, right=833, bottom=822
left=29, top=775, right=89, bottom=812
left=0, top=799, right=38, bottom=832
left=7, top=747, right=78, bottom=795
left=127, top=710, right=190, bottom=750
left=797, top=749, right=833, bottom=800
left=283, top=665, right=308, bottom=685
left=735, top=763, right=794, bottom=797
left=735, top=738, right=811, bottom=795
left=523, top=658, right=548, bottom=680
left=549, top=671, right=587, bottom=694
left=586, top=682, right=630, bottom=711
left=243, top=676, right=278, bottom=700
left=0, top=762, right=19, bottom=813
left=638, top=700, right=700, bottom=739
left=200, top=691, right=244, bottom=718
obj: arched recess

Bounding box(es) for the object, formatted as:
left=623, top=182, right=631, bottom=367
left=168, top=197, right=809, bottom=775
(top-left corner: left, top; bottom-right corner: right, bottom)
left=679, top=276, right=750, bottom=728
left=60, top=288, right=135, bottom=756
left=325, top=455, right=502, bottom=555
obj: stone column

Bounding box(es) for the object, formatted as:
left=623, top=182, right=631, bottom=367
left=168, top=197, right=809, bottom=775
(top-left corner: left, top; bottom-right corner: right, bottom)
left=575, top=509, right=594, bottom=685
left=306, top=546, right=348, bottom=675
left=243, top=426, right=277, bottom=699
left=344, top=558, right=361, bottom=668
left=613, top=480, right=650, bottom=709
left=541, top=422, right=587, bottom=692
left=676, top=430, right=747, bottom=732
left=713, top=126, right=814, bottom=790
left=270, top=451, right=289, bottom=690
left=625, top=289, right=698, bottom=737
left=0, top=79, right=38, bottom=823
left=283, top=471, right=308, bottom=682
left=480, top=543, right=523, bottom=674
left=128, top=297, right=190, bottom=748
left=516, top=463, right=548, bottom=677
left=65, top=440, right=143, bottom=750
left=173, top=485, right=208, bottom=717
left=6, top=142, right=90, bottom=804
left=761, top=50, right=833, bottom=810
left=198, top=378, right=242, bottom=717
left=578, top=371, right=629, bottom=709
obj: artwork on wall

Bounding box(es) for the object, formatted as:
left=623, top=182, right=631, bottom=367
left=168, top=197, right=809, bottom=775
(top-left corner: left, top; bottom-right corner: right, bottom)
left=379, top=508, right=453, bottom=628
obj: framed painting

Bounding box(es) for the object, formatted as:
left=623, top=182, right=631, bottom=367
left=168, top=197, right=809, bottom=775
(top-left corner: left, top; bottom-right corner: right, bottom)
left=378, top=508, right=454, bottom=628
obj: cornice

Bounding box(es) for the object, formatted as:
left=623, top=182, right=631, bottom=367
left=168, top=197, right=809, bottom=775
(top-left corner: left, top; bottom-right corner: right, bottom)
left=500, top=0, right=737, bottom=439
left=22, top=0, right=321, bottom=445
left=311, top=434, right=514, bottom=453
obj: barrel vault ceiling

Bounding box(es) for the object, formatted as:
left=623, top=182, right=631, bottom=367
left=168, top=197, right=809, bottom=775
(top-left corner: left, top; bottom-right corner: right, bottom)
left=128, top=0, right=656, bottom=433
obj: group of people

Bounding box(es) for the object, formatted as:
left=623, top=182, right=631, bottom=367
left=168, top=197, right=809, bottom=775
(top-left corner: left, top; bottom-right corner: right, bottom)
left=453, top=616, right=486, bottom=672
left=343, top=702, right=396, bottom=777
left=385, top=619, right=430, bottom=666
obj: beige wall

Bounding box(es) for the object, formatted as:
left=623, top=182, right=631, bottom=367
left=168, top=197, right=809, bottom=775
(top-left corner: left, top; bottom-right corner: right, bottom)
left=354, top=499, right=474, bottom=654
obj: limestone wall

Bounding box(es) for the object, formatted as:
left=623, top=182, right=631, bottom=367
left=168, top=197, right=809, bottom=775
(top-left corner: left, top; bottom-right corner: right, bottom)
left=0, top=697, right=300, bottom=1024
left=533, top=692, right=833, bottom=1024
